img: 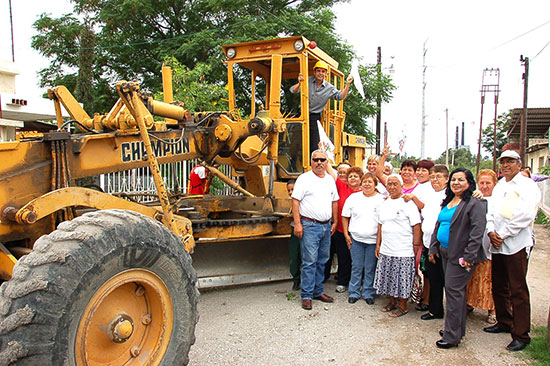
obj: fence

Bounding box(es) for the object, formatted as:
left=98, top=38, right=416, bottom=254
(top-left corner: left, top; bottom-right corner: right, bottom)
left=100, top=160, right=236, bottom=201
left=538, top=180, right=550, bottom=217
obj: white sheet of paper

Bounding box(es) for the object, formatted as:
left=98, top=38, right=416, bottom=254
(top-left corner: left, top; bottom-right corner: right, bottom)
left=317, top=121, right=335, bottom=164
left=351, top=59, right=365, bottom=99
left=500, top=191, right=519, bottom=219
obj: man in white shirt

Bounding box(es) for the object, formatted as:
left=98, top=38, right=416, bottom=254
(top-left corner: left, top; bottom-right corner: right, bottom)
left=483, top=150, right=541, bottom=352
left=292, top=150, right=339, bottom=310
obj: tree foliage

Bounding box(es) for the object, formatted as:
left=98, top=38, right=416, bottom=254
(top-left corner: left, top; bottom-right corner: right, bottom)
left=434, top=148, right=492, bottom=175
left=32, top=0, right=394, bottom=138
left=159, top=57, right=227, bottom=112
left=481, top=110, right=512, bottom=160
left=75, top=22, right=95, bottom=115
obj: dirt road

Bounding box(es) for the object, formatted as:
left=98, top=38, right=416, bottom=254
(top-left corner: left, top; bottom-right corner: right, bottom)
left=188, top=224, right=550, bottom=365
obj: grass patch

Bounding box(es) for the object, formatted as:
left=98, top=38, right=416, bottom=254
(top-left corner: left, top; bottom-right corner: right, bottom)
left=286, top=292, right=297, bottom=301
left=523, top=326, right=550, bottom=366
left=535, top=210, right=548, bottom=225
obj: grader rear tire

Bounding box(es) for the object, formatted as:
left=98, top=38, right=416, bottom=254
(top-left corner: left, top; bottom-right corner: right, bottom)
left=0, top=209, right=199, bottom=366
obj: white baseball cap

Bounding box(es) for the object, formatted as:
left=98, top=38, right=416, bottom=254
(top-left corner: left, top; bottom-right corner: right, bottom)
left=498, top=150, right=521, bottom=161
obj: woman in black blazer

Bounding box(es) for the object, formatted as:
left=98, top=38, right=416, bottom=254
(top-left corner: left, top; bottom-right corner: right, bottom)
left=429, top=168, right=487, bottom=348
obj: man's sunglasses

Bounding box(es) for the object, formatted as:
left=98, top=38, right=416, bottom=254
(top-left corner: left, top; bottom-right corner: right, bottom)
left=312, top=158, right=327, bottom=162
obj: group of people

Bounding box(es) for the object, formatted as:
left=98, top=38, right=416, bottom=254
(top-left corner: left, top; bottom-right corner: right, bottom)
left=289, top=147, right=541, bottom=352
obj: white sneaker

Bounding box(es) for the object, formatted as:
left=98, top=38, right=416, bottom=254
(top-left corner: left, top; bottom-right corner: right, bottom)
left=335, top=285, right=347, bottom=293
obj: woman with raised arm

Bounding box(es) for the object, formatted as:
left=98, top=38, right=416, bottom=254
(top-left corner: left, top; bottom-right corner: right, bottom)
left=376, top=143, right=418, bottom=194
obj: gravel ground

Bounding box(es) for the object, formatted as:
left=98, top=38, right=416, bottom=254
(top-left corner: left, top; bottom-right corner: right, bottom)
left=188, top=224, right=550, bottom=365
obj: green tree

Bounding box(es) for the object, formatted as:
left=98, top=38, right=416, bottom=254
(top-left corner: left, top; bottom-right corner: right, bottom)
left=434, top=148, right=492, bottom=174
left=481, top=110, right=512, bottom=160
left=75, top=21, right=95, bottom=115
left=32, top=0, right=394, bottom=138
left=159, top=57, right=227, bottom=112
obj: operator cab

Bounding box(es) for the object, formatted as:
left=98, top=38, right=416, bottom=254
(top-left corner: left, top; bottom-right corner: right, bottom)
left=222, top=36, right=348, bottom=178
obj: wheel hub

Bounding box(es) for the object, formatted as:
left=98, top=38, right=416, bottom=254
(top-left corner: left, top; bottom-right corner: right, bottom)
left=108, top=314, right=134, bottom=343
left=75, top=269, right=173, bottom=365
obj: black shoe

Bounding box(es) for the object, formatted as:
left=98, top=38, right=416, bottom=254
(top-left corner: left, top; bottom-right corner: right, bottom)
left=348, top=297, right=359, bottom=304
left=436, top=339, right=458, bottom=349
left=506, top=339, right=528, bottom=352
left=415, top=303, right=429, bottom=311
left=483, top=324, right=510, bottom=334
left=421, top=312, right=443, bottom=320
left=292, top=282, right=300, bottom=291
left=365, top=298, right=375, bottom=305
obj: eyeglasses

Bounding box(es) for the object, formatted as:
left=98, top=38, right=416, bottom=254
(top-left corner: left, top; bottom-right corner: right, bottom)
left=312, top=158, right=327, bottom=163
left=499, top=159, right=519, bottom=165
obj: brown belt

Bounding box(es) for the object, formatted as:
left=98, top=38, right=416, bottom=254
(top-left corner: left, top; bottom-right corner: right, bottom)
left=301, top=216, right=331, bottom=224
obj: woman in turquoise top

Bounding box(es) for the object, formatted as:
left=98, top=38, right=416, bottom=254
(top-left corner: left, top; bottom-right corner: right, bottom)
left=436, top=205, right=458, bottom=248
left=429, top=168, right=487, bottom=349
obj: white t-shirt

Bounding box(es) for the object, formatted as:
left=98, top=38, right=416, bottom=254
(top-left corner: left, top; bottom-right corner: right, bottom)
left=376, top=182, right=388, bottom=197
left=376, top=197, right=421, bottom=257
left=192, top=166, right=207, bottom=179
left=414, top=181, right=435, bottom=206
left=420, top=189, right=446, bottom=248
left=291, top=171, right=339, bottom=222
left=342, top=192, right=384, bottom=244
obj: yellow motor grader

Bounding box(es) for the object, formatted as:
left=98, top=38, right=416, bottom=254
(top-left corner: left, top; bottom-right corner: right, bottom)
left=0, top=36, right=367, bottom=365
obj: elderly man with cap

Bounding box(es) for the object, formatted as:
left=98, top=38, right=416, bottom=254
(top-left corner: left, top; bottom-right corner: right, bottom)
left=291, top=61, right=353, bottom=155
left=292, top=149, right=339, bottom=310
left=483, top=150, right=541, bottom=352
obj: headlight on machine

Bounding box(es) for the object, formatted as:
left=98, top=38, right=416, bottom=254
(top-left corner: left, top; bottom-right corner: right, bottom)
left=226, top=47, right=236, bottom=59
left=293, top=39, right=304, bottom=51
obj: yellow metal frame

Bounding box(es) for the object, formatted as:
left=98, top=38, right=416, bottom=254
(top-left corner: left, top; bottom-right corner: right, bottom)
left=222, top=36, right=348, bottom=171
left=10, top=187, right=194, bottom=253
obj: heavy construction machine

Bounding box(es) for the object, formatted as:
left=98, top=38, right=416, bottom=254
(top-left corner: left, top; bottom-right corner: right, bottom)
left=0, top=36, right=367, bottom=365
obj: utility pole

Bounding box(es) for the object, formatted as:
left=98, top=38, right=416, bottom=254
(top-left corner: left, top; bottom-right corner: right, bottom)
left=492, top=81, right=500, bottom=171
left=520, top=55, right=529, bottom=163
left=421, top=40, right=428, bottom=158
left=9, top=0, right=15, bottom=62
left=445, top=108, right=449, bottom=168
left=477, top=68, right=500, bottom=175
left=375, top=46, right=382, bottom=155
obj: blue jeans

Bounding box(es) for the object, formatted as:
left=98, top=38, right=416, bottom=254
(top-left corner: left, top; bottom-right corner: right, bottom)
left=348, top=237, right=377, bottom=300
left=300, top=219, right=331, bottom=299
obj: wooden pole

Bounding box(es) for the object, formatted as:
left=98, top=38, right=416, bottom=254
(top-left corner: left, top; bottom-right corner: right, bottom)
left=520, top=56, right=529, bottom=162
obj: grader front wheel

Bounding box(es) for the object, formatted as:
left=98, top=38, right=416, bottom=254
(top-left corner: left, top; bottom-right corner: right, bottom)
left=0, top=210, right=199, bottom=366
left=75, top=269, right=174, bottom=365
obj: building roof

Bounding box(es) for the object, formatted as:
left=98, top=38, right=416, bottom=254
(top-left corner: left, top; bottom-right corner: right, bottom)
left=507, top=107, right=550, bottom=138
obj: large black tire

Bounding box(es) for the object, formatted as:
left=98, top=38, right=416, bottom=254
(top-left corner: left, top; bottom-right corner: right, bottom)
left=0, top=209, right=199, bottom=366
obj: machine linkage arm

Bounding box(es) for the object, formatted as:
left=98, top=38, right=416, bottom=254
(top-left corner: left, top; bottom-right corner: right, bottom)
left=48, top=83, right=192, bottom=133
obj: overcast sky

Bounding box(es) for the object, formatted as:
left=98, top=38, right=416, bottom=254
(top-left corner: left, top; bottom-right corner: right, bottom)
left=2, top=0, right=549, bottom=159
left=334, top=0, right=550, bottom=158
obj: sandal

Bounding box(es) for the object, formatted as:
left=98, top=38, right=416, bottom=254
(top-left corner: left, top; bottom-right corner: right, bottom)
left=487, top=313, right=497, bottom=324
left=415, top=303, right=429, bottom=311
left=381, top=302, right=397, bottom=312
left=389, top=307, right=409, bottom=318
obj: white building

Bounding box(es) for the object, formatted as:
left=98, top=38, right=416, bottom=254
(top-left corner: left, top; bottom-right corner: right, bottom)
left=0, top=59, right=66, bottom=142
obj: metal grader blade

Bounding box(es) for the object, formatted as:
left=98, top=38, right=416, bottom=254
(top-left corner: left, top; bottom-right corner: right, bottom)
left=191, top=236, right=292, bottom=289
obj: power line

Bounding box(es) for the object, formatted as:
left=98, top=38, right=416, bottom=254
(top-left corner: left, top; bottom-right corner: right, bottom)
left=492, top=19, right=550, bottom=50
left=532, top=39, right=550, bottom=60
